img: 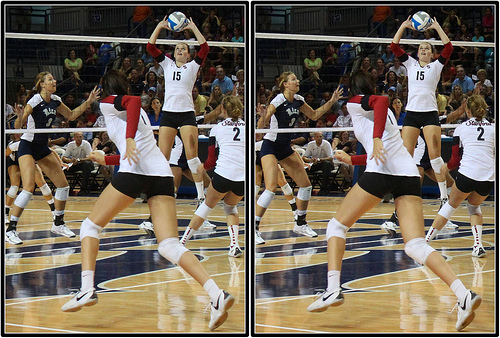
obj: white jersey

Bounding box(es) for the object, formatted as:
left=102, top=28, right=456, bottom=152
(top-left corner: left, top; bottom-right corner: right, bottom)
left=169, top=135, right=184, bottom=166
left=413, top=135, right=426, bottom=165
left=347, top=96, right=419, bottom=177
left=403, top=56, right=443, bottom=112
left=209, top=118, right=245, bottom=182
left=454, top=118, right=495, bottom=181
left=8, top=140, right=20, bottom=161
left=99, top=96, right=172, bottom=177
left=160, top=57, right=200, bottom=112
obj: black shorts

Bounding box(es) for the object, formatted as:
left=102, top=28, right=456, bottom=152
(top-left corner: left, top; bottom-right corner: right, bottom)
left=6, top=156, right=19, bottom=168
left=256, top=151, right=262, bottom=167
left=455, top=171, right=494, bottom=196
left=357, top=172, right=422, bottom=199
left=260, top=139, right=295, bottom=161
left=17, top=139, right=52, bottom=161
left=403, top=111, right=440, bottom=128
left=111, top=172, right=175, bottom=199
left=212, top=172, right=244, bottom=196
left=160, top=111, right=197, bottom=129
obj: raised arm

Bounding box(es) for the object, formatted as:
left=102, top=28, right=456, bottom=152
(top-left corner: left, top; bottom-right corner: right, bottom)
left=57, top=86, right=101, bottom=121
left=300, top=86, right=342, bottom=121
left=392, top=16, right=413, bottom=45
left=182, top=18, right=206, bottom=46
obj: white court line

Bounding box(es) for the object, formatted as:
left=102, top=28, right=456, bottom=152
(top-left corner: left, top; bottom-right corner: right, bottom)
left=4, top=323, right=84, bottom=333
left=255, top=323, right=331, bottom=333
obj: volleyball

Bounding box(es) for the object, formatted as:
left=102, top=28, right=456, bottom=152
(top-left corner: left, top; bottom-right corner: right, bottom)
left=167, top=11, right=188, bottom=32
left=411, top=11, right=432, bottom=31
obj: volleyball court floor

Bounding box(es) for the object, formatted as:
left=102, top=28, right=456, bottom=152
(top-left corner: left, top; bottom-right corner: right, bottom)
left=255, top=195, right=495, bottom=333
left=4, top=195, right=245, bottom=334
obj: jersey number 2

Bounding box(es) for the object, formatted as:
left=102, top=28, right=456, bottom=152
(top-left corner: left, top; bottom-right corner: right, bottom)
left=477, top=127, right=485, bottom=141
left=233, top=127, right=241, bottom=141
left=173, top=71, right=181, bottom=81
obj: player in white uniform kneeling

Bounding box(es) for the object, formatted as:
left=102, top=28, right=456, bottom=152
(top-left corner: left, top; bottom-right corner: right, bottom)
left=61, top=71, right=233, bottom=331
left=425, top=95, right=494, bottom=258
left=307, top=71, right=480, bottom=332
left=180, top=96, right=245, bottom=258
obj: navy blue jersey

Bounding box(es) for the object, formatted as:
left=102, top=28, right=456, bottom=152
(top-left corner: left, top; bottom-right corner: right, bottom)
left=21, top=94, right=62, bottom=144
left=264, top=93, right=304, bottom=143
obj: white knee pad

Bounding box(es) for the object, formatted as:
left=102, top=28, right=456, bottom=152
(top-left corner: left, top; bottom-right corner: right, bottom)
left=430, top=157, right=445, bottom=174
left=187, top=157, right=202, bottom=174
left=13, top=190, right=32, bottom=209
left=158, top=237, right=189, bottom=265
left=281, top=183, right=293, bottom=196
left=55, top=186, right=70, bottom=201
left=297, top=186, right=312, bottom=201
left=326, top=217, right=349, bottom=241
left=223, top=202, right=238, bottom=216
left=404, top=237, right=436, bottom=265
left=257, top=189, right=275, bottom=209
left=39, top=183, right=52, bottom=197
left=437, top=202, right=456, bottom=220
left=7, top=186, right=19, bottom=198
left=467, top=201, right=482, bottom=216
left=194, top=202, right=213, bottom=220
left=80, top=218, right=103, bottom=240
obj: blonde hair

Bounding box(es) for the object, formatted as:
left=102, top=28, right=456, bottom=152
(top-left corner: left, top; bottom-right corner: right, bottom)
left=466, top=95, right=488, bottom=121
left=222, top=95, right=243, bottom=121
left=267, top=71, right=294, bottom=105
left=26, top=71, right=51, bottom=104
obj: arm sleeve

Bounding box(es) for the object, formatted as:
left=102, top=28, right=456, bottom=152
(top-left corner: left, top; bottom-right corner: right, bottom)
left=447, top=136, right=461, bottom=171
left=438, top=42, right=453, bottom=64
left=390, top=42, right=408, bottom=61
left=120, top=96, right=142, bottom=139
left=195, top=42, right=209, bottom=65
left=146, top=43, right=165, bottom=62
left=368, top=95, right=389, bottom=139
left=203, top=136, right=217, bottom=170
left=105, top=154, right=121, bottom=166
left=351, top=154, right=367, bottom=166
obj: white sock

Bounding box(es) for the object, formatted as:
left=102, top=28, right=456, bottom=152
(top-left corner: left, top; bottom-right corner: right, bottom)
left=438, top=181, right=447, bottom=199
left=297, top=209, right=307, bottom=217
left=195, top=181, right=205, bottom=200
left=327, top=270, right=341, bottom=292
left=255, top=185, right=261, bottom=196
left=425, top=227, right=438, bottom=242
left=288, top=198, right=296, bottom=205
left=81, top=270, right=95, bottom=291
left=54, top=209, right=65, bottom=217
left=450, top=279, right=468, bottom=303
left=180, top=227, right=195, bottom=245
left=447, top=187, right=452, bottom=196
left=203, top=278, right=221, bottom=302
left=255, top=216, right=262, bottom=222
left=10, top=215, right=19, bottom=222
left=228, top=224, right=239, bottom=246
left=471, top=225, right=483, bottom=247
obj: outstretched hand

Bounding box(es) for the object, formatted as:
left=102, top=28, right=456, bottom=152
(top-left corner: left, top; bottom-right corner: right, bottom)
left=87, top=86, right=102, bottom=104
left=331, top=86, right=344, bottom=102
left=402, top=15, right=414, bottom=30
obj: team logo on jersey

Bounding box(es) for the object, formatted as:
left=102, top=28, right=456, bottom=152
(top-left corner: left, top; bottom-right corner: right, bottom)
left=42, top=107, right=57, bottom=116
left=286, top=107, right=299, bottom=116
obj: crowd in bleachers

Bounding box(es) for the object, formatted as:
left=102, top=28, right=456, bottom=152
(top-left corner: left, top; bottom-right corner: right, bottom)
left=6, top=6, right=245, bottom=193
left=255, top=6, right=494, bottom=195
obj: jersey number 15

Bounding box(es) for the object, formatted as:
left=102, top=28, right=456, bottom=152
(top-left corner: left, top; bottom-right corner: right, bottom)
left=173, top=71, right=182, bottom=81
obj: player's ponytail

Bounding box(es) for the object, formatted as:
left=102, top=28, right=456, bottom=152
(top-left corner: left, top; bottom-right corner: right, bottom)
left=466, top=95, right=487, bottom=121
left=222, top=95, right=243, bottom=122
left=26, top=71, right=51, bottom=104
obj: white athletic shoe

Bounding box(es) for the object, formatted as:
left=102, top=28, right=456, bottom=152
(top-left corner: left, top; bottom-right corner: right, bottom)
left=307, top=288, right=344, bottom=312
left=293, top=224, right=318, bottom=238
left=443, top=220, right=459, bottom=230
left=456, top=290, right=482, bottom=331
left=380, top=220, right=397, bottom=236
left=200, top=220, right=217, bottom=229
left=61, top=288, right=98, bottom=312
left=208, top=290, right=235, bottom=331
left=5, top=230, right=23, bottom=245
left=228, top=245, right=243, bottom=258
left=471, top=245, right=486, bottom=258
left=255, top=231, right=265, bottom=245
left=51, top=224, right=76, bottom=238
left=138, top=220, right=155, bottom=235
